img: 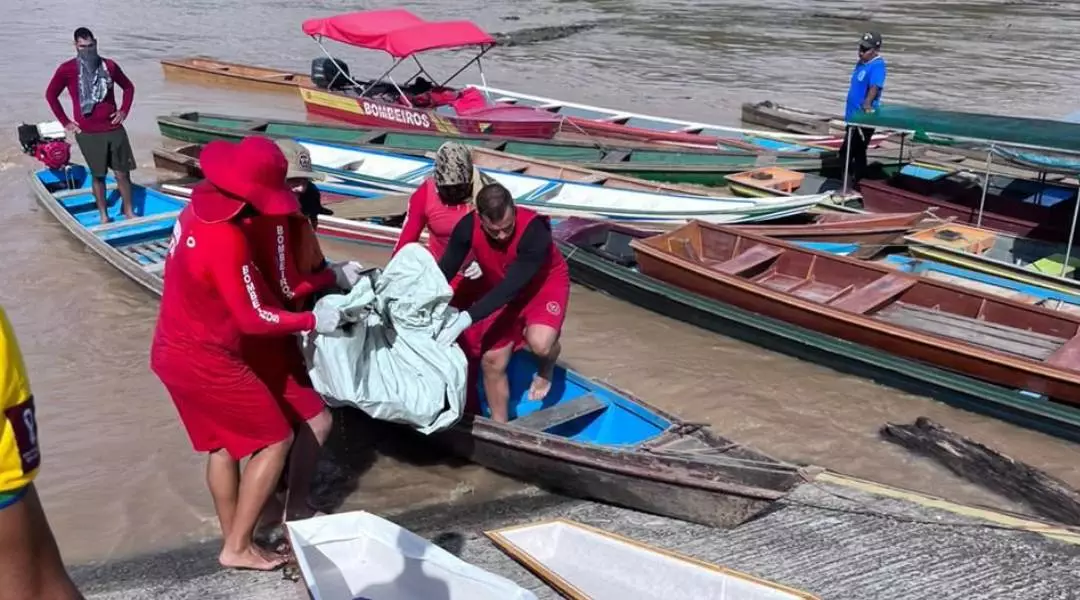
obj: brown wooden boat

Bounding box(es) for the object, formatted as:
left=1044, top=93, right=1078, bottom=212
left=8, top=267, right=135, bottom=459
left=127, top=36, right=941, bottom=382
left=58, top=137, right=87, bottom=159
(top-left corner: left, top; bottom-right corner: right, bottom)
left=630, top=222, right=1080, bottom=404
left=160, top=57, right=306, bottom=93
left=859, top=172, right=1080, bottom=245
left=735, top=211, right=934, bottom=246
left=152, top=144, right=202, bottom=178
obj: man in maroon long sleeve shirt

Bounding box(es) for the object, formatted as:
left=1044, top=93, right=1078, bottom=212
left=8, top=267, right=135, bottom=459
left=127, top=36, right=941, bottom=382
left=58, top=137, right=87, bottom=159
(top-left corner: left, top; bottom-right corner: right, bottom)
left=45, top=27, right=137, bottom=224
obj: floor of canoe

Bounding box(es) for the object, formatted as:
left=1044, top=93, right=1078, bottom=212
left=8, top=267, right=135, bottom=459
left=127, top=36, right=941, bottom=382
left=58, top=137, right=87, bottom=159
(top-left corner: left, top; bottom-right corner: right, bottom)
left=874, top=303, right=1067, bottom=361
left=117, top=239, right=170, bottom=268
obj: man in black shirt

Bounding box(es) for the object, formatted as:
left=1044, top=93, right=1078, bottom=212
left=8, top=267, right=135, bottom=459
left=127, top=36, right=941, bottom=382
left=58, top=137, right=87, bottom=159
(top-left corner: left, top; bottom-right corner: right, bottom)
left=435, top=184, right=571, bottom=422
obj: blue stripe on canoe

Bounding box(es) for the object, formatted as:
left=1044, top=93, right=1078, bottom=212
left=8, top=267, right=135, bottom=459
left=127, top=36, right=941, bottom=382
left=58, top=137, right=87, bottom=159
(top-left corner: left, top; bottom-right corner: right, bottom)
left=884, top=255, right=1080, bottom=306
left=798, top=240, right=1080, bottom=307
left=741, top=136, right=823, bottom=154
left=795, top=241, right=858, bottom=255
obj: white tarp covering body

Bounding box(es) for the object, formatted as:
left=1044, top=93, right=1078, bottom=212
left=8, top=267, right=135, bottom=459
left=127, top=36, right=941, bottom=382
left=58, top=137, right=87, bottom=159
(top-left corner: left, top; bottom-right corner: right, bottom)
left=303, top=244, right=467, bottom=434
left=287, top=511, right=538, bottom=600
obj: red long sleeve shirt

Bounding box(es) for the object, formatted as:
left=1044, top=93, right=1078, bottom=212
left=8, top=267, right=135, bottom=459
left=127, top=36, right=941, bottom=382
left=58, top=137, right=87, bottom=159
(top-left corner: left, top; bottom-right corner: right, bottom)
left=45, top=58, right=135, bottom=133
left=392, top=179, right=473, bottom=258
left=151, top=206, right=315, bottom=365
left=239, top=215, right=337, bottom=309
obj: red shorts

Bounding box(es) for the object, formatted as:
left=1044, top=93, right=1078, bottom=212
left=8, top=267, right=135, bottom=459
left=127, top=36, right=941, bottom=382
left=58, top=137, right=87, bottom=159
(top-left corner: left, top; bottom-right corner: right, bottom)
left=467, top=272, right=569, bottom=356
left=152, top=339, right=324, bottom=460
left=244, top=337, right=326, bottom=426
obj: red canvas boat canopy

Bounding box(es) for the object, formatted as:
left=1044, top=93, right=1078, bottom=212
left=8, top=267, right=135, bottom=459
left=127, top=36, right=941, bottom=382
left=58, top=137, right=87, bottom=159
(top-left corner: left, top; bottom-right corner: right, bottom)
left=302, top=9, right=496, bottom=57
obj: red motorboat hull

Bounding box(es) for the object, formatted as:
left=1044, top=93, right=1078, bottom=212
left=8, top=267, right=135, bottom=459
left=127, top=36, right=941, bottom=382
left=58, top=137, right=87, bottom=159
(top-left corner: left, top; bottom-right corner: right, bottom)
left=300, top=85, right=560, bottom=139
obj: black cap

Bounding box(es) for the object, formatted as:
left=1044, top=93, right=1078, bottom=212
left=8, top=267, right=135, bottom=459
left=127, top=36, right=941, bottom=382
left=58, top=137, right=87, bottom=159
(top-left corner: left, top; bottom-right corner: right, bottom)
left=859, top=31, right=882, bottom=50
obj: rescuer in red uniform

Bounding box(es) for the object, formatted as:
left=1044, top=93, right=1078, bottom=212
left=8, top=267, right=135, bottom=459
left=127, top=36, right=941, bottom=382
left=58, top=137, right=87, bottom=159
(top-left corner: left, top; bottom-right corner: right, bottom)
left=238, top=139, right=366, bottom=530
left=435, top=182, right=570, bottom=423
left=149, top=137, right=347, bottom=571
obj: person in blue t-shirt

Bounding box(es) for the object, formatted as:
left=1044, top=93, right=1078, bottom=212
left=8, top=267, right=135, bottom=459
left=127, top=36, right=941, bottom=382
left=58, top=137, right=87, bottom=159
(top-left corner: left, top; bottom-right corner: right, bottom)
left=839, top=31, right=886, bottom=188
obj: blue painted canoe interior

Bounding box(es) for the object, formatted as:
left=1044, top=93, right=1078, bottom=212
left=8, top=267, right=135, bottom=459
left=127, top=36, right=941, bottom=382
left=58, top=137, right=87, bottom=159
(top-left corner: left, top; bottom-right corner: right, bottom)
left=482, top=351, right=670, bottom=447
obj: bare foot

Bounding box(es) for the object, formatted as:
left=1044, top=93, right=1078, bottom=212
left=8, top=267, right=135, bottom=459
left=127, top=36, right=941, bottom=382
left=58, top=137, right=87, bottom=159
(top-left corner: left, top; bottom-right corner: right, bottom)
left=123, top=209, right=137, bottom=220
left=219, top=545, right=289, bottom=571
left=528, top=373, right=553, bottom=401
left=98, top=212, right=111, bottom=225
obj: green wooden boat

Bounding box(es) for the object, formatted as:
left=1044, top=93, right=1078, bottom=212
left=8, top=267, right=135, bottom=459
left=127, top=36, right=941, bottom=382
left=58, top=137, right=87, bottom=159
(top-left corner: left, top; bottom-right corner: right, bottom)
left=156, top=111, right=834, bottom=187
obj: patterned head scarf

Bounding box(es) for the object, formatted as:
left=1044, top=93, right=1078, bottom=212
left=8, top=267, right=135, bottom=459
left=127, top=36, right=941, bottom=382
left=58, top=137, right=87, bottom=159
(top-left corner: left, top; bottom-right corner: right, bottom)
left=434, top=142, right=473, bottom=187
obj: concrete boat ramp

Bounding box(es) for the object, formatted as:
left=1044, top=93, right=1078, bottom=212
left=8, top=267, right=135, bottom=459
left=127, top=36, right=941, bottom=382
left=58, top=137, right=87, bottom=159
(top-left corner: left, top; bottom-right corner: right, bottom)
left=73, top=471, right=1080, bottom=600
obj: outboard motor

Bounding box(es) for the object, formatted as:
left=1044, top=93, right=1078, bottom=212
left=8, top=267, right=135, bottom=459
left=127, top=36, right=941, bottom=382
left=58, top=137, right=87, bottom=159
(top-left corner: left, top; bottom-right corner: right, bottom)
left=311, top=57, right=350, bottom=90
left=18, top=122, right=71, bottom=170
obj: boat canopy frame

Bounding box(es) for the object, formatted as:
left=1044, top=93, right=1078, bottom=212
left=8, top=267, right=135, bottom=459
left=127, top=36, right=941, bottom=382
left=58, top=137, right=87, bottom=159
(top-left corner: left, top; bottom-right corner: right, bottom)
left=302, top=9, right=497, bottom=107
left=846, top=104, right=1080, bottom=277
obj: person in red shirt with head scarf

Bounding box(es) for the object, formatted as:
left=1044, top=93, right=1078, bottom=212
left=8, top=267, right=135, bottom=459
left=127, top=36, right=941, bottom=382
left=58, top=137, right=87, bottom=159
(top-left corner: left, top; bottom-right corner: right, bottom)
left=393, top=142, right=495, bottom=410
left=149, top=136, right=346, bottom=571
left=434, top=183, right=570, bottom=423
left=393, top=142, right=491, bottom=304
left=238, top=139, right=365, bottom=527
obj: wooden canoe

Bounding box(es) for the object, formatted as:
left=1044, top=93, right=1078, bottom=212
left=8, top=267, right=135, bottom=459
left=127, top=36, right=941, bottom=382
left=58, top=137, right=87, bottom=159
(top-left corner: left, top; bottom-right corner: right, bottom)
left=858, top=167, right=1080, bottom=245
left=735, top=210, right=934, bottom=246
left=740, top=100, right=841, bottom=136
left=476, top=86, right=888, bottom=151
left=152, top=144, right=202, bottom=178
left=160, top=57, right=306, bottom=93
left=629, top=221, right=1080, bottom=405
left=798, top=240, right=1080, bottom=317
left=28, top=164, right=184, bottom=295
left=905, top=223, right=1080, bottom=296
left=155, top=111, right=832, bottom=187
left=297, top=139, right=831, bottom=227
left=550, top=219, right=1080, bottom=440
left=153, top=140, right=828, bottom=228
left=38, top=169, right=805, bottom=528
left=157, top=56, right=876, bottom=150
left=431, top=355, right=805, bottom=529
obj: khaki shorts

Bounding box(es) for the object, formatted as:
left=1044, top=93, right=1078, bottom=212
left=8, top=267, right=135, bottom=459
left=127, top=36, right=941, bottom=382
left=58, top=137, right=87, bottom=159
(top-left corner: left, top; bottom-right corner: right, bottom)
left=75, top=126, right=137, bottom=177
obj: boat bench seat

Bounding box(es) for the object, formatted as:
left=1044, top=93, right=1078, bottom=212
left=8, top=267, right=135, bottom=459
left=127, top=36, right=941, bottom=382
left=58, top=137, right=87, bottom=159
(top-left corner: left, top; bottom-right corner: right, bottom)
left=512, top=394, right=606, bottom=432
left=1046, top=334, right=1080, bottom=369
left=829, top=274, right=915, bottom=314
left=58, top=184, right=119, bottom=211
left=708, top=244, right=783, bottom=276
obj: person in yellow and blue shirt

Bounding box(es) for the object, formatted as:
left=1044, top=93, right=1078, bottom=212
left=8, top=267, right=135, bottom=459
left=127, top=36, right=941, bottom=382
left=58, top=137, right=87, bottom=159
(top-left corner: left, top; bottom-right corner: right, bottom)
left=0, top=306, right=83, bottom=600
left=839, top=31, right=886, bottom=188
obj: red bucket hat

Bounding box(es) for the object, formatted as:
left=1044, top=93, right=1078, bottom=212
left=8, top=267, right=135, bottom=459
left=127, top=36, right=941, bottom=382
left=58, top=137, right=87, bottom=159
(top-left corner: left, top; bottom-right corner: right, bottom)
left=192, top=136, right=301, bottom=223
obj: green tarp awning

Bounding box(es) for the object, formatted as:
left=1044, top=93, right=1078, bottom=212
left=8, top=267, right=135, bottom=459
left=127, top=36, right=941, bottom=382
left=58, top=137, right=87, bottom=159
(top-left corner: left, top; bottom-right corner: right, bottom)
left=849, top=104, right=1080, bottom=154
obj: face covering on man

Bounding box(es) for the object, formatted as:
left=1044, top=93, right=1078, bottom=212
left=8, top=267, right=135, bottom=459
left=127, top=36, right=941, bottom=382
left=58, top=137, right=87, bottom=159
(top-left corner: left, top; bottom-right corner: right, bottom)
left=76, top=41, right=111, bottom=116
left=77, top=43, right=100, bottom=66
